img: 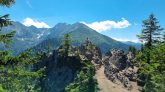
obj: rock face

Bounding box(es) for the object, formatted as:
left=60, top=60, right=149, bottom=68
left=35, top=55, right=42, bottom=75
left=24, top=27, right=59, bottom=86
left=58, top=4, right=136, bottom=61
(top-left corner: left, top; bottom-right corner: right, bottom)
left=103, top=49, right=138, bottom=90
left=35, top=50, right=78, bottom=92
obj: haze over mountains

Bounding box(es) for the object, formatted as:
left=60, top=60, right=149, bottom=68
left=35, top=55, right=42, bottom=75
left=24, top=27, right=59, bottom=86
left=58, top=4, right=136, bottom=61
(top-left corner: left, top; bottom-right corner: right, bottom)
left=1, top=22, right=140, bottom=55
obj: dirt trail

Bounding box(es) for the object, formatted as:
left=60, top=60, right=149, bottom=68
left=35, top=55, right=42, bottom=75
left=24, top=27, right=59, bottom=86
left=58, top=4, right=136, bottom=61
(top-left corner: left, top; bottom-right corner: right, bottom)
left=95, top=66, right=140, bottom=92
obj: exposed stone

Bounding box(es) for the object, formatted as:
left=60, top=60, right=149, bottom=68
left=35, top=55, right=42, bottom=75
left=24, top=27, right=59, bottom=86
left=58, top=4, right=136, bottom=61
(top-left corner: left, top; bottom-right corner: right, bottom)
left=103, top=49, right=138, bottom=90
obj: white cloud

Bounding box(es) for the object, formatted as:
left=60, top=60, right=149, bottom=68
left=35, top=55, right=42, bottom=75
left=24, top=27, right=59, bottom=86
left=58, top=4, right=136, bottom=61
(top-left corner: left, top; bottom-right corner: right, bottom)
left=112, top=37, right=140, bottom=43
left=23, top=17, right=51, bottom=28
left=81, top=18, right=131, bottom=32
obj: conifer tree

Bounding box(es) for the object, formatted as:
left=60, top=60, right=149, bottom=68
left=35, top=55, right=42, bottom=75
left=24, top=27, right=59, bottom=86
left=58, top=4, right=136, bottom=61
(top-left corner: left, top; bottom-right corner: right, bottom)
left=63, top=34, right=71, bottom=55
left=128, top=46, right=136, bottom=55
left=58, top=34, right=71, bottom=56
left=137, top=14, right=163, bottom=48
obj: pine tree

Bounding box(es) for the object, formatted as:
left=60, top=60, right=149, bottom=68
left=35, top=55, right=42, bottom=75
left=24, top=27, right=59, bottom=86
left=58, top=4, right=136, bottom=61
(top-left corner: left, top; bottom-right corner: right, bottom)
left=137, top=14, right=163, bottom=48
left=58, top=34, right=71, bottom=56
left=63, top=34, right=71, bottom=55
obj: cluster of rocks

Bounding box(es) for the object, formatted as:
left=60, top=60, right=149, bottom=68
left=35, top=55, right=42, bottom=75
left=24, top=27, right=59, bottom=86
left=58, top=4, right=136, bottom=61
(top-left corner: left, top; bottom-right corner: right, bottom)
left=78, top=38, right=102, bottom=69
left=103, top=49, right=138, bottom=90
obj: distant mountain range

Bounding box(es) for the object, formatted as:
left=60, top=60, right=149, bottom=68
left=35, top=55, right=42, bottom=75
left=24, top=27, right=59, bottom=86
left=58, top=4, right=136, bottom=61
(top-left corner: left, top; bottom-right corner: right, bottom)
left=122, top=41, right=141, bottom=50
left=1, top=22, right=141, bottom=55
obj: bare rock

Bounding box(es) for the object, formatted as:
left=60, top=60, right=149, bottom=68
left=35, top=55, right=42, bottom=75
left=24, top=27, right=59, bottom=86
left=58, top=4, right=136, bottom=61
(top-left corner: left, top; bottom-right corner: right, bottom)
left=103, top=49, right=138, bottom=90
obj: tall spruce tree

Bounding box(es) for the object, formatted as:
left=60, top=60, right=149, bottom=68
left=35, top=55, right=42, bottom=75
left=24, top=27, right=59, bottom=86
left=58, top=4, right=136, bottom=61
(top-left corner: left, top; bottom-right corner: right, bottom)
left=137, top=14, right=163, bottom=48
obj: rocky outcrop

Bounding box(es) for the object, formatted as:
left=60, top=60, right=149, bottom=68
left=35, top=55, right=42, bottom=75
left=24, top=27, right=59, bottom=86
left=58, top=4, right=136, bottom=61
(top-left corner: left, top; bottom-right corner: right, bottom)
left=103, top=49, right=138, bottom=90
left=78, top=38, right=102, bottom=69
left=34, top=38, right=103, bottom=92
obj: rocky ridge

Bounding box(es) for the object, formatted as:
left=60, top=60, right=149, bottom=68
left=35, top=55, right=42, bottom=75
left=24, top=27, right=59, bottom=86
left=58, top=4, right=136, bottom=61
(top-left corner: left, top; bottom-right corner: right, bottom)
left=35, top=38, right=139, bottom=92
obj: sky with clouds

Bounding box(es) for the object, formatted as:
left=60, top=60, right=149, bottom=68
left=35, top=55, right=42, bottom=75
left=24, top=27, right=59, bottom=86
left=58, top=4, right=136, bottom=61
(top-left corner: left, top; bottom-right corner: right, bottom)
left=0, top=0, right=165, bottom=42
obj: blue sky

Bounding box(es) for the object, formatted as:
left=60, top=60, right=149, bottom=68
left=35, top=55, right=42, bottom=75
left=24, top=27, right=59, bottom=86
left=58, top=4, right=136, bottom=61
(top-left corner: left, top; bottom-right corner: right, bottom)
left=1, top=0, right=165, bottom=42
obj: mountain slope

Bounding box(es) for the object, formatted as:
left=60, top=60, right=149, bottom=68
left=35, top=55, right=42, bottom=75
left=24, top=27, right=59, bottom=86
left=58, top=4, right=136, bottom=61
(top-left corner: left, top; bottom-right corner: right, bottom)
left=1, top=22, right=49, bottom=55
left=33, top=23, right=129, bottom=53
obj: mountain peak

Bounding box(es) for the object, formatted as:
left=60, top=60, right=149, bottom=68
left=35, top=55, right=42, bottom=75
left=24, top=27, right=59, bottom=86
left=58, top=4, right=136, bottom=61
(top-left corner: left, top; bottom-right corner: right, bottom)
left=70, top=22, right=94, bottom=32
left=72, top=22, right=83, bottom=25
left=28, top=25, right=37, bottom=29
left=54, top=23, right=70, bottom=27
left=72, top=22, right=87, bottom=27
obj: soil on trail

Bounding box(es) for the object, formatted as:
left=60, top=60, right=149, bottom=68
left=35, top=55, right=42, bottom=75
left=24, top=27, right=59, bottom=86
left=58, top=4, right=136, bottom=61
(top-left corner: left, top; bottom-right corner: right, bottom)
left=95, top=66, right=140, bottom=92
